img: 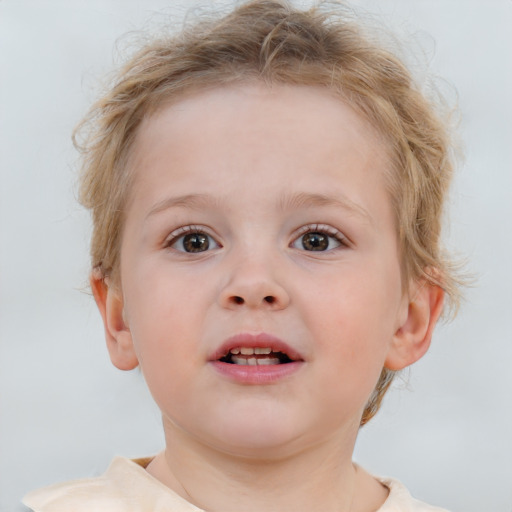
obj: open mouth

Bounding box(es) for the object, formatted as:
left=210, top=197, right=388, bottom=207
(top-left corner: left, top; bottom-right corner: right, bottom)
left=219, top=347, right=295, bottom=366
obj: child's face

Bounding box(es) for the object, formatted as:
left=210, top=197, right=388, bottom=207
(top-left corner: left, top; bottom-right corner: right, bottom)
left=107, top=84, right=414, bottom=457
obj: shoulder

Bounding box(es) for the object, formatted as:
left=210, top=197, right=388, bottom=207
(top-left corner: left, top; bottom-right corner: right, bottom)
left=377, top=476, right=451, bottom=512
left=22, top=457, right=203, bottom=512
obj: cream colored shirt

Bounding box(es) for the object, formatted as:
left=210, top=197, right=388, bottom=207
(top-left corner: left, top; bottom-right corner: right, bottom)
left=23, top=457, right=450, bottom=512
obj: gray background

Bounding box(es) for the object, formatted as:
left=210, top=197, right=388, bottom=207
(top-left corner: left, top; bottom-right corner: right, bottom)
left=1, top=1, right=511, bottom=511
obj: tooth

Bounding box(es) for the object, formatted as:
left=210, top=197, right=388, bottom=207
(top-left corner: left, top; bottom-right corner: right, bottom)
left=257, top=357, right=280, bottom=365
left=230, top=347, right=240, bottom=354
left=240, top=347, right=255, bottom=355
left=254, top=347, right=271, bottom=355
left=230, top=355, right=281, bottom=366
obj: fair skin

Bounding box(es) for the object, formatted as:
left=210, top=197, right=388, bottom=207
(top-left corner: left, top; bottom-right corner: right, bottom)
left=92, top=83, right=444, bottom=512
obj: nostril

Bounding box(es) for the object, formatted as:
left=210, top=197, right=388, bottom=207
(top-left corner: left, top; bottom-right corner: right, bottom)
left=226, top=295, right=280, bottom=307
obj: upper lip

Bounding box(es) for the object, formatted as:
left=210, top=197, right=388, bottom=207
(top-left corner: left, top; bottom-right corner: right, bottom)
left=209, top=332, right=304, bottom=362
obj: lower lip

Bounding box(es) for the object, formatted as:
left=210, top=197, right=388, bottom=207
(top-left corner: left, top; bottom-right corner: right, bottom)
left=210, top=361, right=304, bottom=385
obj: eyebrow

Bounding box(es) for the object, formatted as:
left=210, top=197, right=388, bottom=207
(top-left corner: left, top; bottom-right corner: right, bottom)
left=145, top=191, right=372, bottom=224
left=146, top=193, right=220, bottom=220
left=278, top=192, right=373, bottom=224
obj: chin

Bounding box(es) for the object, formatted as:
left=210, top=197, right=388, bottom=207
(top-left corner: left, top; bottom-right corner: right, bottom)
left=214, top=432, right=303, bottom=461
left=201, top=409, right=307, bottom=459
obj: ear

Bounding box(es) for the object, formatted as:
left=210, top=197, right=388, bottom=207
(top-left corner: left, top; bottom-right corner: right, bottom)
left=90, top=271, right=139, bottom=371
left=385, top=279, right=445, bottom=371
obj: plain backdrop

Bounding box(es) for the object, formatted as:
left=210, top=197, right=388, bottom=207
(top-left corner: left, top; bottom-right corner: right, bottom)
left=1, top=1, right=511, bottom=511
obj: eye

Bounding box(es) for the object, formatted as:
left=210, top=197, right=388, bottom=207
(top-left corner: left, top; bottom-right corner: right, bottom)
left=291, top=226, right=345, bottom=252
left=167, top=228, right=220, bottom=253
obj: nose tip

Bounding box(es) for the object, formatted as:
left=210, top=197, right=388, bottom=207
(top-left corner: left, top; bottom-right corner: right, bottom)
left=220, top=276, right=290, bottom=311
left=218, top=248, right=291, bottom=311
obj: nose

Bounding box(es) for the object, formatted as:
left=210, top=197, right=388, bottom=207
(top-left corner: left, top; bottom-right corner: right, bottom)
left=218, top=258, right=290, bottom=311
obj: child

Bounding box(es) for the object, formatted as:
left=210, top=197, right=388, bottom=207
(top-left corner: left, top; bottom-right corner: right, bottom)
left=23, top=1, right=463, bottom=510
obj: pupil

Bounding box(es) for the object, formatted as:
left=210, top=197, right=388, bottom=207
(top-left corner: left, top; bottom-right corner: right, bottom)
left=302, top=232, right=328, bottom=251
left=183, top=233, right=209, bottom=252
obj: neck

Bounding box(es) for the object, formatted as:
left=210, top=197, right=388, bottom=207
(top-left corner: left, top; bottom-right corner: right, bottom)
left=145, top=420, right=383, bottom=512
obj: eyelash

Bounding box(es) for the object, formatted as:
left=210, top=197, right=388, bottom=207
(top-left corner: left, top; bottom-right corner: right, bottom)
left=291, top=224, right=348, bottom=252
left=163, top=225, right=220, bottom=253
left=163, top=223, right=348, bottom=254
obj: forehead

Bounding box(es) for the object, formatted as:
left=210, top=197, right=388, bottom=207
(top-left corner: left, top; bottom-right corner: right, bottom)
left=136, top=82, right=387, bottom=152
left=127, top=83, right=392, bottom=217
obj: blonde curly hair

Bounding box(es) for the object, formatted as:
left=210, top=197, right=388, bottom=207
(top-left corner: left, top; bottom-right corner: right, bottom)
left=76, top=0, right=463, bottom=426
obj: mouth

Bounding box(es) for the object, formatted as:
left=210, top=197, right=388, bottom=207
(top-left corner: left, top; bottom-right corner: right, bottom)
left=219, top=346, right=295, bottom=366
left=210, top=333, right=304, bottom=384
left=211, top=332, right=303, bottom=366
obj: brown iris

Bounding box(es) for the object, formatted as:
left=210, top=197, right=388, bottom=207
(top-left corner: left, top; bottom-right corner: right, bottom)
left=183, top=233, right=210, bottom=252
left=301, top=232, right=328, bottom=251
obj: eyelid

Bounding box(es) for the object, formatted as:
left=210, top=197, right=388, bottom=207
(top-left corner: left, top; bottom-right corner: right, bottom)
left=290, top=223, right=349, bottom=249
left=163, top=225, right=221, bottom=251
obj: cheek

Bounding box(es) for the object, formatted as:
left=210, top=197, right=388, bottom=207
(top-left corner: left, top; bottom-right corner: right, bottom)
left=124, top=256, right=214, bottom=321
left=122, top=274, right=194, bottom=364
left=303, top=261, right=402, bottom=362
left=126, top=295, right=201, bottom=414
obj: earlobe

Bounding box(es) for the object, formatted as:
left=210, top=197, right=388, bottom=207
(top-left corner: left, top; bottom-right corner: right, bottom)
left=385, top=280, right=445, bottom=371
left=90, top=270, right=139, bottom=371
